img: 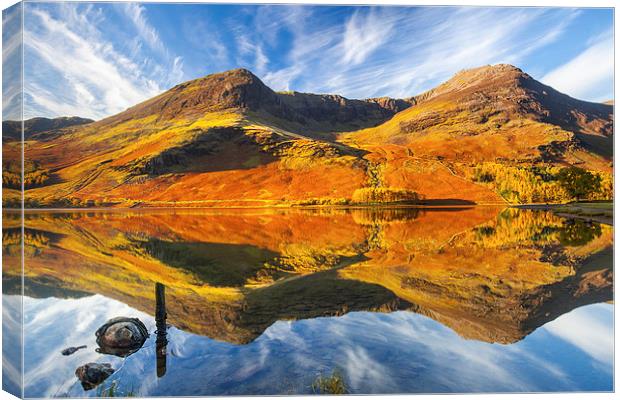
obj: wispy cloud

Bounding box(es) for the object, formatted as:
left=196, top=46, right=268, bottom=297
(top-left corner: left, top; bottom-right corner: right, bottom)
left=3, top=4, right=23, bottom=121
left=23, top=3, right=184, bottom=120
left=121, top=3, right=166, bottom=57
left=321, top=8, right=578, bottom=98
left=250, top=7, right=582, bottom=101
left=541, top=30, right=613, bottom=101
left=340, top=8, right=394, bottom=66
left=543, top=304, right=614, bottom=365
left=20, top=4, right=610, bottom=119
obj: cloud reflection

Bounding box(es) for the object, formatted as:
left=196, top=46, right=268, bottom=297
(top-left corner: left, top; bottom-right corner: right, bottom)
left=21, top=294, right=613, bottom=396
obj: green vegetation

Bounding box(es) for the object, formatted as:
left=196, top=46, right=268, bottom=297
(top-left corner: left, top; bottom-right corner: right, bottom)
left=470, top=163, right=612, bottom=203
left=557, top=167, right=602, bottom=201
left=96, top=382, right=136, bottom=397
left=558, top=219, right=603, bottom=246
left=311, top=370, right=349, bottom=394
left=351, top=187, right=420, bottom=204
left=290, top=198, right=351, bottom=206
left=3, top=160, right=52, bottom=189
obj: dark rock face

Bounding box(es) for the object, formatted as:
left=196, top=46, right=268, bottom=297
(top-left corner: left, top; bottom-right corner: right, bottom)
left=2, top=116, right=94, bottom=141
left=278, top=92, right=412, bottom=127
left=95, top=317, right=149, bottom=357
left=365, top=96, right=413, bottom=114
left=75, top=363, right=115, bottom=391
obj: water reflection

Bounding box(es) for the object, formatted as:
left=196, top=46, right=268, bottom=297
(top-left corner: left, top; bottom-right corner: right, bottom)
left=2, top=207, right=613, bottom=395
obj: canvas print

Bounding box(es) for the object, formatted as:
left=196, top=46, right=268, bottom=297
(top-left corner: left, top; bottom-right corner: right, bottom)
left=1, top=1, right=614, bottom=397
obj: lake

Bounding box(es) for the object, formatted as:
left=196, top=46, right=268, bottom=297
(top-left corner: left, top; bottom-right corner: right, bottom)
left=2, top=206, right=613, bottom=396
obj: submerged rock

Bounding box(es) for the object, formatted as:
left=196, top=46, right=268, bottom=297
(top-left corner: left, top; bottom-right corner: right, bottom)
left=61, top=345, right=87, bottom=356
left=75, top=362, right=114, bottom=391
left=95, top=317, right=149, bottom=357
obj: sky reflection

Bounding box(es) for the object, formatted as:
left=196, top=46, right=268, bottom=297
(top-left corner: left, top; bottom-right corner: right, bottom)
left=22, top=295, right=613, bottom=397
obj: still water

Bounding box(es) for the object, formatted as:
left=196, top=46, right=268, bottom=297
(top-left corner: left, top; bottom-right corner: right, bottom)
left=2, top=207, right=614, bottom=396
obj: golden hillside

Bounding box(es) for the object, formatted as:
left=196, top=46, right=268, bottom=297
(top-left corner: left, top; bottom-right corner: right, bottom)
left=2, top=65, right=613, bottom=208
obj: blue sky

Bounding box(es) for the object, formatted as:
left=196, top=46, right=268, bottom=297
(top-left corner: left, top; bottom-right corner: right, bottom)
left=9, top=3, right=615, bottom=119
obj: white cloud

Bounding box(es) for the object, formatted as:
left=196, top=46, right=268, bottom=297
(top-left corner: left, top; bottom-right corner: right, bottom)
left=541, top=32, right=613, bottom=101
left=251, top=7, right=580, bottom=101
left=122, top=3, right=166, bottom=55
left=340, top=9, right=394, bottom=66
left=23, top=4, right=184, bottom=120
left=543, top=304, right=614, bottom=366
left=235, top=32, right=269, bottom=75
left=2, top=4, right=23, bottom=121
left=262, top=65, right=303, bottom=92
left=25, top=9, right=156, bottom=118
left=321, top=8, right=578, bottom=99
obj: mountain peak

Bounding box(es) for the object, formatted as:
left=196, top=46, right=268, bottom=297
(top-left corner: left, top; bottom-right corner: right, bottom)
left=407, top=63, right=612, bottom=138
left=413, top=64, right=526, bottom=102
left=459, top=63, right=524, bottom=75
left=104, top=67, right=277, bottom=123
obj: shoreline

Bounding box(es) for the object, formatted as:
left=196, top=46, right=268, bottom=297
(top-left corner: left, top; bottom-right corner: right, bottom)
left=515, top=202, right=613, bottom=226
left=6, top=204, right=502, bottom=214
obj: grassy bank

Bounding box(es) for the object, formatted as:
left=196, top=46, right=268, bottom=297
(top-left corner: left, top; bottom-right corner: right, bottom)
left=516, top=201, right=613, bottom=226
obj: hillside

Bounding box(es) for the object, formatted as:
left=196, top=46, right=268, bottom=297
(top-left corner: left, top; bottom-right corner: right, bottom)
left=2, top=116, right=94, bottom=141
left=2, top=64, right=613, bottom=208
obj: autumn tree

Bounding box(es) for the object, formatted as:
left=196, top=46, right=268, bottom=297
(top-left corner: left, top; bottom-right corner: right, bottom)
left=556, top=167, right=601, bottom=201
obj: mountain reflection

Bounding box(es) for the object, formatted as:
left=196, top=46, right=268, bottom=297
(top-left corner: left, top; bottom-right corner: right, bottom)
left=3, top=207, right=612, bottom=347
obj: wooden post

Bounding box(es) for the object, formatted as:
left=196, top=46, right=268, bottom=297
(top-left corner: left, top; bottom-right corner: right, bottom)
left=155, top=283, right=167, bottom=378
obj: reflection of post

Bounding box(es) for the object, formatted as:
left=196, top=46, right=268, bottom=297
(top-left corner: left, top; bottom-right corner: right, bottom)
left=155, top=283, right=168, bottom=378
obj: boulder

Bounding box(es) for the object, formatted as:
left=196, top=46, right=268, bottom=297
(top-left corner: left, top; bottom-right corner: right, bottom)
left=75, top=362, right=114, bottom=391
left=95, top=317, right=149, bottom=357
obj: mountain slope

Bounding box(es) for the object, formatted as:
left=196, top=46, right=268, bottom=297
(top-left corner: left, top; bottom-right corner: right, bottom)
left=2, top=116, right=94, bottom=141
left=340, top=64, right=613, bottom=204
left=99, top=68, right=410, bottom=137
left=5, top=64, right=613, bottom=208
left=345, top=64, right=612, bottom=164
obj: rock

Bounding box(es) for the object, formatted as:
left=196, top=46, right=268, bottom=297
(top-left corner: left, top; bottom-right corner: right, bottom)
left=95, top=317, right=149, bottom=357
left=75, top=363, right=114, bottom=391
left=61, top=345, right=86, bottom=356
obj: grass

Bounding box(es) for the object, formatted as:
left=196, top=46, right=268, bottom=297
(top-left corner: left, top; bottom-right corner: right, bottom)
left=553, top=201, right=613, bottom=223
left=96, top=382, right=136, bottom=397
left=311, top=370, right=349, bottom=394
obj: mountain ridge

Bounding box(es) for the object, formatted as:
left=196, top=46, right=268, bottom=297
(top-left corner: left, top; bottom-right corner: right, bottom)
left=2, top=116, right=94, bottom=141
left=93, top=68, right=412, bottom=136
left=3, top=63, right=613, bottom=208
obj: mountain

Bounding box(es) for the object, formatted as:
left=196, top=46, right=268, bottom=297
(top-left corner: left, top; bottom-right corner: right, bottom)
left=347, top=64, right=612, bottom=160
left=103, top=68, right=410, bottom=137
left=2, top=116, right=94, bottom=141
left=3, top=64, right=613, bottom=208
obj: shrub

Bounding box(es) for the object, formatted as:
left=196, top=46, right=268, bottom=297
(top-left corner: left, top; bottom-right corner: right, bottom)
left=312, top=370, right=348, bottom=394
left=352, top=187, right=420, bottom=204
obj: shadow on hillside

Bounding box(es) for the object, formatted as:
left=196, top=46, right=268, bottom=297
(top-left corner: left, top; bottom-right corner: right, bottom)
left=137, top=126, right=367, bottom=175
left=576, top=133, right=613, bottom=159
